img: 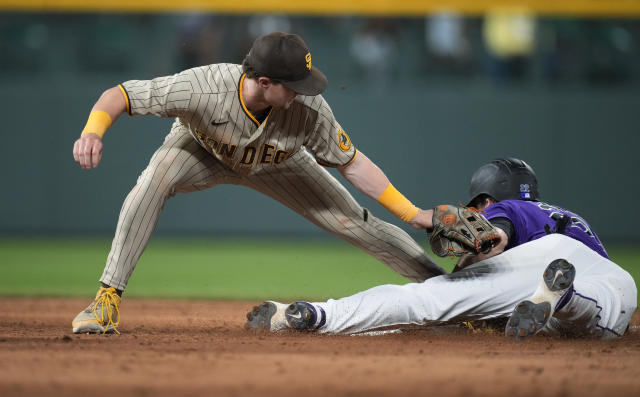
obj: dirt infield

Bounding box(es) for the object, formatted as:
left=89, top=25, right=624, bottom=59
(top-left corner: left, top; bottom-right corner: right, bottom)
left=1, top=298, right=639, bottom=397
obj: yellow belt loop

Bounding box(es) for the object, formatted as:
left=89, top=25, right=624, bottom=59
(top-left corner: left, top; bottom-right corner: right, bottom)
left=81, top=110, right=112, bottom=138
left=376, top=183, right=419, bottom=222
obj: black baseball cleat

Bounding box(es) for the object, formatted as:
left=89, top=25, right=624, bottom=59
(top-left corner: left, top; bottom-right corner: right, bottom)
left=285, top=301, right=318, bottom=330
left=505, top=301, right=552, bottom=340
left=505, top=259, right=576, bottom=341
left=245, top=301, right=324, bottom=332
left=542, top=258, right=576, bottom=292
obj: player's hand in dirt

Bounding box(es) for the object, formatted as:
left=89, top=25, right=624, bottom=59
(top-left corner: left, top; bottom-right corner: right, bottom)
left=408, top=208, right=434, bottom=230
left=73, top=133, right=103, bottom=169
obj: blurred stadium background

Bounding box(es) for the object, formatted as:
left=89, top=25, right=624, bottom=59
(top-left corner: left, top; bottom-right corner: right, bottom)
left=1, top=1, right=639, bottom=300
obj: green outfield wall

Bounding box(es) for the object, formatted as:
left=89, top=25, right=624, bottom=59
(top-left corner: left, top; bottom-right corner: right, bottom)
left=1, top=13, right=639, bottom=244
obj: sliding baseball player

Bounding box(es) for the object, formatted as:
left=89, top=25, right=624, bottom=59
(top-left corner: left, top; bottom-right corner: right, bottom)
left=247, top=158, right=637, bottom=340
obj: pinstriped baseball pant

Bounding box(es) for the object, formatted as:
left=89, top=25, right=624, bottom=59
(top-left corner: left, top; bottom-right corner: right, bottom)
left=100, top=124, right=445, bottom=291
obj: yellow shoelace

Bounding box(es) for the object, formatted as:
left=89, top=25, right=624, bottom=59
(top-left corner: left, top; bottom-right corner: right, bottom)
left=93, top=288, right=120, bottom=334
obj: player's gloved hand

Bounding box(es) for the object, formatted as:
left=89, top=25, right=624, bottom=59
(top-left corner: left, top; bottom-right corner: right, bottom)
left=73, top=133, right=104, bottom=169
left=428, top=204, right=500, bottom=257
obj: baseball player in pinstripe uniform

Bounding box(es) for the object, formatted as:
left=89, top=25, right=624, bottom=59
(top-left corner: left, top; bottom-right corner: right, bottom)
left=71, top=32, right=446, bottom=334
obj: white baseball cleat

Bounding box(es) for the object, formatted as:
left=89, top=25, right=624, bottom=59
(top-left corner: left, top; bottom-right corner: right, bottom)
left=505, top=258, right=576, bottom=341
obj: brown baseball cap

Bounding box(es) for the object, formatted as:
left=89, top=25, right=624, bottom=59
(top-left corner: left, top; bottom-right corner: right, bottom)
left=245, top=32, right=328, bottom=96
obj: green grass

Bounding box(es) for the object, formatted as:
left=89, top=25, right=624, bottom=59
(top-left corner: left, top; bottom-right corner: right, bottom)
left=0, top=237, right=637, bottom=301
left=0, top=237, right=455, bottom=301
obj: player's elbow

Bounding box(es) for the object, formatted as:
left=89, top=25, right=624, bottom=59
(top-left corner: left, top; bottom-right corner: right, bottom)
left=98, top=86, right=121, bottom=100
left=94, top=86, right=128, bottom=116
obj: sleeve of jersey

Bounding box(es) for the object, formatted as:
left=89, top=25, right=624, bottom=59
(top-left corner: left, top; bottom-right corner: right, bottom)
left=483, top=203, right=514, bottom=224
left=119, top=68, right=197, bottom=118
left=483, top=202, right=523, bottom=245
left=304, top=99, right=357, bottom=167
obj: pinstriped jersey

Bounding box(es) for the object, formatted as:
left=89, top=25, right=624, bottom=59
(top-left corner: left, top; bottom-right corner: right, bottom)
left=119, top=63, right=356, bottom=173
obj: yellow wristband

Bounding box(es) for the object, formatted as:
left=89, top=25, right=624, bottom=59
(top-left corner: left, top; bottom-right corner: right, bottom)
left=81, top=110, right=112, bottom=139
left=376, top=183, right=419, bottom=222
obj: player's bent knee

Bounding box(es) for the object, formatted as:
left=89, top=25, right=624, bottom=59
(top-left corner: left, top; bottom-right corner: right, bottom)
left=140, top=152, right=192, bottom=190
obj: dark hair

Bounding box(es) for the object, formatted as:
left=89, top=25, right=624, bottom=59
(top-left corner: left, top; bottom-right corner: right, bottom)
left=242, top=56, right=281, bottom=84
left=469, top=194, right=494, bottom=209
left=242, top=56, right=260, bottom=79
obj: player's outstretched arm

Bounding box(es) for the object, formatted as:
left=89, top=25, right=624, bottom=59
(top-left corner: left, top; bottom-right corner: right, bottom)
left=338, top=151, right=431, bottom=229
left=337, top=151, right=388, bottom=198
left=73, top=86, right=127, bottom=169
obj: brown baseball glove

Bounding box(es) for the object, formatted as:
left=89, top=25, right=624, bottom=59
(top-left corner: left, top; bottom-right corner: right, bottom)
left=428, top=204, right=500, bottom=257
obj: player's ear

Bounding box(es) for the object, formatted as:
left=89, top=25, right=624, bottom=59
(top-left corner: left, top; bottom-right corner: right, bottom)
left=257, top=77, right=272, bottom=89
left=484, top=197, right=496, bottom=208
left=471, top=195, right=494, bottom=210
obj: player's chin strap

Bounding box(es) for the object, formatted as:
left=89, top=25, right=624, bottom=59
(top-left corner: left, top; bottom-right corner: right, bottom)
left=544, top=213, right=572, bottom=235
